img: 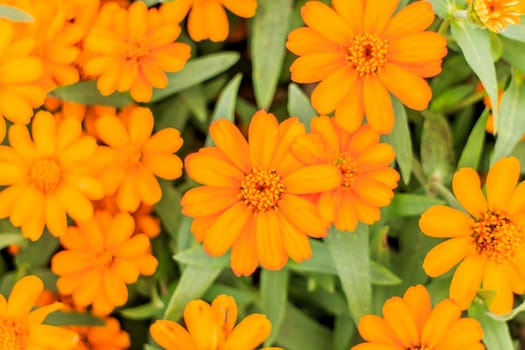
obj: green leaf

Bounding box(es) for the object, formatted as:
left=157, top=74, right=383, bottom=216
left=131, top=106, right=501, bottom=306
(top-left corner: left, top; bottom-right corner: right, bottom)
left=334, top=314, right=354, bottom=350
left=451, top=20, right=499, bottom=131
left=287, top=83, right=316, bottom=128
left=501, top=23, right=525, bottom=43
left=493, top=76, right=525, bottom=163
left=51, top=81, right=133, bottom=107
left=386, top=193, right=446, bottom=217
left=430, top=84, right=475, bottom=112
left=383, top=97, right=412, bottom=184
left=501, top=36, right=525, bottom=73
left=179, top=85, right=208, bottom=124
left=120, top=302, right=164, bottom=320
left=457, top=108, right=489, bottom=169
left=251, top=0, right=293, bottom=109
left=261, top=269, right=289, bottom=346
left=0, top=221, right=25, bottom=250
left=44, top=311, right=104, bottom=326
left=16, top=231, right=59, bottom=269
left=325, top=225, right=371, bottom=323
left=468, top=299, right=514, bottom=350
left=155, top=180, right=182, bottom=239
left=0, top=5, right=33, bottom=21
left=163, top=265, right=222, bottom=321
left=287, top=239, right=335, bottom=274
left=150, top=52, right=240, bottom=102
left=211, top=73, right=242, bottom=121
left=421, top=111, right=455, bottom=183
left=369, top=260, right=402, bottom=286
left=428, top=0, right=450, bottom=18
left=173, top=246, right=230, bottom=269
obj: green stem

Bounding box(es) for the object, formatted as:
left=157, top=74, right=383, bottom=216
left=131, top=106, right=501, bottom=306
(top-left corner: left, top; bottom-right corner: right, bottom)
left=438, top=18, right=451, bottom=36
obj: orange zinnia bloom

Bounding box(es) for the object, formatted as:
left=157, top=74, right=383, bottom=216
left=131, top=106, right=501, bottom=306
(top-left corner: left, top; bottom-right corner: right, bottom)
left=420, top=157, right=525, bottom=314
left=353, top=284, right=484, bottom=350
left=467, top=0, right=521, bottom=32
left=51, top=211, right=158, bottom=315
left=0, top=20, right=45, bottom=141
left=181, top=110, right=341, bottom=276
left=0, top=275, right=79, bottom=349
left=150, top=294, right=280, bottom=350
left=94, top=106, right=184, bottom=212
left=0, top=110, right=103, bottom=240
left=286, top=0, right=447, bottom=134
left=292, top=117, right=399, bottom=232
left=84, top=1, right=191, bottom=102
left=161, top=0, right=257, bottom=42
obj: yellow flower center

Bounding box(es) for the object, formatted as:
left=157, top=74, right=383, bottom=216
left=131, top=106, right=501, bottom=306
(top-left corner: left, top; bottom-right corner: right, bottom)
left=124, top=39, right=150, bottom=61
left=0, top=317, right=29, bottom=349
left=94, top=249, right=114, bottom=269
left=468, top=0, right=521, bottom=32
left=346, top=33, right=388, bottom=76
left=471, top=211, right=524, bottom=264
left=30, top=157, right=62, bottom=193
left=239, top=168, right=285, bottom=213
left=334, top=154, right=357, bottom=189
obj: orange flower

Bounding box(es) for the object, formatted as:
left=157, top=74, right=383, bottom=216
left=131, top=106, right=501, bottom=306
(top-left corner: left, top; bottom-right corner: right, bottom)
left=0, top=20, right=45, bottom=141
left=73, top=317, right=131, bottom=350
left=51, top=211, right=158, bottom=315
left=94, top=106, right=184, bottom=212
left=291, top=117, right=399, bottom=231
left=84, top=1, right=191, bottom=102
left=0, top=110, right=103, bottom=240
left=161, top=0, right=257, bottom=42
left=0, top=275, right=79, bottom=349
left=419, top=157, right=525, bottom=314
left=286, top=0, right=447, bottom=134
left=467, top=0, right=521, bottom=32
left=181, top=110, right=341, bottom=276
left=150, top=294, right=280, bottom=350
left=352, top=284, right=484, bottom=350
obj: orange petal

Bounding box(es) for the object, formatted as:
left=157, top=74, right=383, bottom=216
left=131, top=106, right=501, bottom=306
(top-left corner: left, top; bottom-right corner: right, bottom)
left=334, top=80, right=365, bottom=133
left=289, top=53, right=346, bottom=84
left=32, top=111, right=56, bottom=157
left=255, top=212, right=287, bottom=270
left=486, top=157, right=520, bottom=211
left=434, top=318, right=484, bottom=349
left=6, top=275, right=44, bottom=319
left=248, top=110, right=279, bottom=169
left=382, top=296, right=419, bottom=347
left=483, top=263, right=514, bottom=315
left=185, top=151, right=243, bottom=188
left=270, top=117, right=306, bottom=171
left=452, top=168, right=488, bottom=217
left=364, top=0, right=398, bottom=33
left=181, top=186, right=239, bottom=217
left=357, top=314, right=402, bottom=346
left=230, top=216, right=258, bottom=276
left=150, top=320, right=197, bottom=350
left=127, top=107, right=154, bottom=146
left=311, top=66, right=354, bottom=114
left=449, top=254, right=486, bottom=310
left=203, top=202, right=250, bottom=256
left=286, top=27, right=340, bottom=56
left=283, top=164, right=341, bottom=194
left=402, top=285, right=432, bottom=335
left=210, top=119, right=251, bottom=172
left=382, top=1, right=435, bottom=40
left=363, top=76, right=394, bottom=134
left=332, top=0, right=363, bottom=34
left=379, top=64, right=432, bottom=111
left=96, top=114, right=130, bottom=148
left=388, top=32, right=447, bottom=64
left=421, top=299, right=461, bottom=346
left=277, top=214, right=312, bottom=263
left=419, top=206, right=474, bottom=238
left=222, top=314, right=272, bottom=350
left=423, top=237, right=473, bottom=277
left=211, top=294, right=238, bottom=336
left=184, top=300, right=222, bottom=349
left=222, top=0, right=257, bottom=17
left=279, top=194, right=329, bottom=238
left=301, top=1, right=353, bottom=44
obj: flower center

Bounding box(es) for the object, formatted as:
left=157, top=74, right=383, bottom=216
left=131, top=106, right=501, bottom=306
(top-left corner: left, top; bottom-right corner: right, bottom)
left=468, top=0, right=521, bottom=32
left=124, top=39, right=149, bottom=61
left=346, top=33, right=388, bottom=76
left=333, top=154, right=357, bottom=190
left=239, top=168, right=285, bottom=213
left=123, top=149, right=142, bottom=171
left=410, top=345, right=435, bottom=350
left=94, top=249, right=114, bottom=269
left=30, top=157, right=62, bottom=193
left=0, top=317, right=29, bottom=349
left=471, top=211, right=524, bottom=264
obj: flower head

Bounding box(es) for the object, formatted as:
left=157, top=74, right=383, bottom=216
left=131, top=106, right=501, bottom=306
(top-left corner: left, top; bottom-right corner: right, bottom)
left=181, top=110, right=341, bottom=276
left=420, top=156, right=525, bottom=314
left=161, top=0, right=257, bottom=42
left=84, top=1, right=191, bottom=102
left=467, top=0, right=521, bottom=32
left=150, top=294, right=279, bottom=350
left=292, top=117, right=399, bottom=231
left=51, top=211, right=158, bottom=315
left=0, top=275, right=79, bottom=349
left=352, top=284, right=484, bottom=350
left=286, top=0, right=447, bottom=134
left=0, top=110, right=103, bottom=240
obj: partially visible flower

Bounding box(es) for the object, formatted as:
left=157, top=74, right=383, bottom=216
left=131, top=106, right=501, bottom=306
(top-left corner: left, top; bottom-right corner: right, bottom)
left=161, top=0, right=257, bottom=42
left=286, top=0, right=447, bottom=134
left=467, top=0, right=521, bottom=32
left=0, top=111, right=103, bottom=240
left=352, top=284, right=484, bottom=350
left=84, top=1, right=191, bottom=102
left=51, top=211, right=158, bottom=315
left=420, top=157, right=525, bottom=314
left=150, top=294, right=280, bottom=350
left=73, top=317, right=131, bottom=350
left=292, top=117, right=399, bottom=232
left=0, top=275, right=79, bottom=349
left=94, top=106, right=184, bottom=212
left=181, top=110, right=341, bottom=276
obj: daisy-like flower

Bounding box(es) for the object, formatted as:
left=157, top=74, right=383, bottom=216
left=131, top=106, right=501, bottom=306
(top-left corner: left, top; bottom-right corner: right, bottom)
left=150, top=294, right=280, bottom=350
left=51, top=211, right=158, bottom=315
left=0, top=110, right=103, bottom=240
left=161, top=0, right=257, bottom=42
left=352, top=284, right=484, bottom=350
left=181, top=110, right=341, bottom=276
left=0, top=275, right=79, bottom=349
left=84, top=1, right=191, bottom=102
left=72, top=317, right=131, bottom=350
left=291, top=117, right=399, bottom=232
left=467, top=0, right=522, bottom=32
left=0, top=20, right=45, bottom=141
left=94, top=106, right=184, bottom=212
left=286, top=0, right=448, bottom=134
left=420, top=157, right=525, bottom=314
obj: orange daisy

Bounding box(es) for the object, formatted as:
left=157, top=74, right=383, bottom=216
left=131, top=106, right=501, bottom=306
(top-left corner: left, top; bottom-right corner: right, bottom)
left=181, top=110, right=341, bottom=276
left=291, top=117, right=399, bottom=232
left=467, top=0, right=521, bottom=32
left=94, top=106, right=184, bottom=212
left=286, top=0, right=448, bottom=134
left=161, top=0, right=257, bottom=42
left=420, top=156, right=525, bottom=314
left=51, top=211, right=158, bottom=315
left=353, top=284, right=484, bottom=350
left=0, top=110, right=103, bottom=240
left=84, top=1, right=191, bottom=102
left=150, top=294, right=280, bottom=350
left=0, top=275, right=79, bottom=349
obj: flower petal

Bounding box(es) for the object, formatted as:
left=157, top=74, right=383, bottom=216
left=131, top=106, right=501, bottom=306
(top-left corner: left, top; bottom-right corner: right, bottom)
left=452, top=167, right=488, bottom=217
left=419, top=206, right=474, bottom=238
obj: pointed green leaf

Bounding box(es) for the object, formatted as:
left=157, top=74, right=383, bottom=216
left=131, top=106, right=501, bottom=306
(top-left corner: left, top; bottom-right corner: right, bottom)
left=44, top=311, right=104, bottom=326
left=261, top=268, right=289, bottom=346
left=421, top=111, right=455, bottom=183
left=369, top=260, right=402, bottom=286
left=383, top=97, right=412, bottom=184
left=210, top=73, right=242, bottom=122
left=51, top=81, right=133, bottom=107
left=173, top=246, right=230, bottom=269
left=501, top=36, right=525, bottom=72
left=287, top=83, right=316, bottom=128
left=501, top=23, right=525, bottom=43
left=458, top=108, right=488, bottom=169
left=0, top=5, right=33, bottom=21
